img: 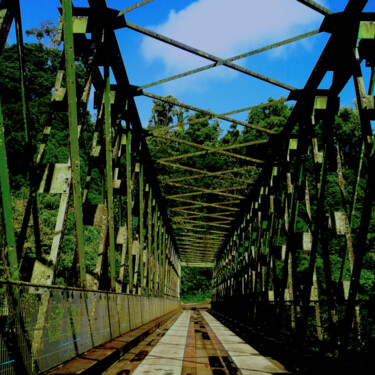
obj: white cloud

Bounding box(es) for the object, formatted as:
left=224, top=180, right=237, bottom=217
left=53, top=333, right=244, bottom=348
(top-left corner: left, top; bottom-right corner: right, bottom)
left=141, top=0, right=326, bottom=89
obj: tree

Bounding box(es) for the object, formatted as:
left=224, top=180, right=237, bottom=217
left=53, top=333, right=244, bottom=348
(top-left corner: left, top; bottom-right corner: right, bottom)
left=180, top=266, right=213, bottom=303
left=243, top=97, right=292, bottom=143
left=0, top=43, right=61, bottom=186
left=26, top=21, right=61, bottom=49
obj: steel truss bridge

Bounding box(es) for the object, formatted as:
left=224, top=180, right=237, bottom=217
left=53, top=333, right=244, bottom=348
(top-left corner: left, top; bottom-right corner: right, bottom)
left=0, top=0, right=375, bottom=373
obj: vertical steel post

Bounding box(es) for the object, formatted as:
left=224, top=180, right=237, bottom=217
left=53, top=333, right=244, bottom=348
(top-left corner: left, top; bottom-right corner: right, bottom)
left=14, top=0, right=42, bottom=256
left=161, top=224, right=166, bottom=296
left=147, top=187, right=153, bottom=295
left=0, top=98, right=18, bottom=280
left=153, top=205, right=158, bottom=296
left=139, top=162, right=145, bottom=294
left=104, top=65, right=116, bottom=291
left=126, top=128, right=133, bottom=292
left=62, top=0, right=86, bottom=287
left=157, top=217, right=163, bottom=297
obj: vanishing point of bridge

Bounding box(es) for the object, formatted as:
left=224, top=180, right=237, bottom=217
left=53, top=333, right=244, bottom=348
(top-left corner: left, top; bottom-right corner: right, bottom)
left=1, top=0, right=375, bottom=373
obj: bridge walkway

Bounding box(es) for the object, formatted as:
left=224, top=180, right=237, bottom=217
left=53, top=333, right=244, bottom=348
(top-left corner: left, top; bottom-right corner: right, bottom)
left=45, top=305, right=287, bottom=375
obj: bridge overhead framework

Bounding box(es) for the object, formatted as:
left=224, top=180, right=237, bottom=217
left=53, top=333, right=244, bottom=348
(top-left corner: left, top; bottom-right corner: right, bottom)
left=1, top=0, right=375, bottom=373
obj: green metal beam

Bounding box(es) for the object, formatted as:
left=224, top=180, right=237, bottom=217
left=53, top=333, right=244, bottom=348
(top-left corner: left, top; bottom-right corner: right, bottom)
left=62, top=0, right=86, bottom=287
left=159, top=139, right=268, bottom=163
left=118, top=0, right=154, bottom=16
left=139, top=161, right=145, bottom=293
left=126, top=129, right=133, bottom=292
left=14, top=0, right=42, bottom=258
left=147, top=186, right=153, bottom=295
left=140, top=30, right=319, bottom=91
left=144, top=91, right=278, bottom=134
left=126, top=21, right=296, bottom=91
left=296, top=0, right=333, bottom=15
left=0, top=97, right=19, bottom=281
left=151, top=98, right=289, bottom=134
left=104, top=65, right=116, bottom=291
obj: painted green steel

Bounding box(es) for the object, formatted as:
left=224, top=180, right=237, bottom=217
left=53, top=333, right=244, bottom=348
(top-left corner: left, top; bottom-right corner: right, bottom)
left=151, top=99, right=288, bottom=134
left=147, top=186, right=153, bottom=295
left=162, top=230, right=166, bottom=296
left=350, top=145, right=365, bottom=226
left=104, top=65, right=116, bottom=291
left=144, top=91, right=276, bottom=134
left=14, top=0, right=42, bottom=256
left=62, top=0, right=86, bottom=287
left=157, top=215, right=163, bottom=296
left=139, top=162, right=145, bottom=293
left=296, top=0, right=333, bottom=15
left=126, top=128, right=133, bottom=292
left=140, top=29, right=319, bottom=91
left=126, top=21, right=296, bottom=91
left=0, top=97, right=19, bottom=281
left=118, top=0, right=154, bottom=16
left=153, top=205, right=158, bottom=296
left=13, top=1, right=28, bottom=147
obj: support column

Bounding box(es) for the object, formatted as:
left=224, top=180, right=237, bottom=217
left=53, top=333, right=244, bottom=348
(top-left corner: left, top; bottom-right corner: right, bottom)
left=0, top=98, right=18, bottom=281
left=104, top=64, right=116, bottom=291
left=62, top=0, right=86, bottom=287
left=126, top=128, right=133, bottom=292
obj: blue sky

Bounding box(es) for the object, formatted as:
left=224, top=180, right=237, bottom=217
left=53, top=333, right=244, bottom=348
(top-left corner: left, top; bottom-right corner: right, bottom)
left=9, top=0, right=375, bottom=131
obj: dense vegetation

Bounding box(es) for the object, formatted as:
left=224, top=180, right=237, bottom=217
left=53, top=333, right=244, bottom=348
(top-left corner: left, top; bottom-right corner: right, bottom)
left=180, top=266, right=213, bottom=303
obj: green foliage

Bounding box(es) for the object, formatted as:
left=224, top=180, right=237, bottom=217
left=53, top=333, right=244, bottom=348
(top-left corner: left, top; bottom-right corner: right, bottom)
left=0, top=43, right=61, bottom=187
left=180, top=266, right=212, bottom=303
left=84, top=226, right=100, bottom=273
left=26, top=21, right=61, bottom=49
left=181, top=290, right=212, bottom=304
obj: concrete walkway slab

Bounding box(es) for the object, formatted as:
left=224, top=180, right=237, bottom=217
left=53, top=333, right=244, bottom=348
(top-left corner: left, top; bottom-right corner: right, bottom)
left=132, top=310, right=191, bottom=375
left=202, top=311, right=287, bottom=374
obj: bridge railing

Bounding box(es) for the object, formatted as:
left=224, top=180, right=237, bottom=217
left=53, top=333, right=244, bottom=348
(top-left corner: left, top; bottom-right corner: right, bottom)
left=0, top=281, right=179, bottom=374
